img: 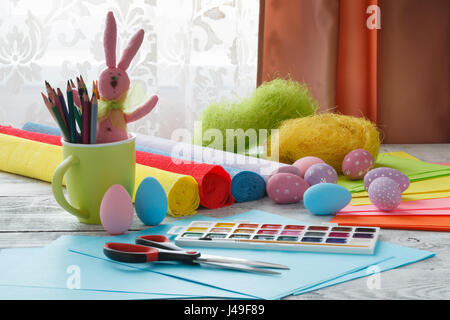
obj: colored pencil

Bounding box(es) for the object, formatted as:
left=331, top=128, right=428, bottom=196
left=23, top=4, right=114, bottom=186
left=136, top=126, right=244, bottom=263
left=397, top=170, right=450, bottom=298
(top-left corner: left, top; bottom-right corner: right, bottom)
left=90, top=93, right=98, bottom=144
left=41, top=92, right=58, bottom=123
left=66, top=81, right=78, bottom=143
left=51, top=105, right=70, bottom=141
left=81, top=92, right=90, bottom=144
left=56, top=88, right=71, bottom=141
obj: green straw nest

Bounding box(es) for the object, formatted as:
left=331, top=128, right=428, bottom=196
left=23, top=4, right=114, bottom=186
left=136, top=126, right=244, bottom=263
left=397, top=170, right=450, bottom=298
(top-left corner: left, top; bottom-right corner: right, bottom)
left=195, top=79, right=319, bottom=153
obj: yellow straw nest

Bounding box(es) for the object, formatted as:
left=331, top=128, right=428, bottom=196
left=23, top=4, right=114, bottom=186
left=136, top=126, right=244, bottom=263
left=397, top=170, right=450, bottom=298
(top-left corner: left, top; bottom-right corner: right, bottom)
left=266, top=113, right=381, bottom=173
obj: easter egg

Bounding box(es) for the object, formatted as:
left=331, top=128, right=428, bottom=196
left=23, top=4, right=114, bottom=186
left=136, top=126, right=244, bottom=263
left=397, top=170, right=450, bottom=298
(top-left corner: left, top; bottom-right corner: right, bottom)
left=342, top=149, right=374, bottom=180
left=269, top=165, right=303, bottom=178
left=304, top=163, right=338, bottom=186
left=303, top=183, right=352, bottom=215
left=293, top=156, right=325, bottom=178
left=135, top=177, right=168, bottom=226
left=364, top=167, right=410, bottom=192
left=100, top=184, right=134, bottom=235
left=266, top=173, right=310, bottom=204
left=368, top=177, right=402, bottom=211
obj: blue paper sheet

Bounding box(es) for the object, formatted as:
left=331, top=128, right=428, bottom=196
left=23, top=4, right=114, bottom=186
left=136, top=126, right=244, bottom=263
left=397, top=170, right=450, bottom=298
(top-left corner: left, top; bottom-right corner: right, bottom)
left=21, top=122, right=267, bottom=203
left=68, top=211, right=403, bottom=300
left=0, top=239, right=252, bottom=300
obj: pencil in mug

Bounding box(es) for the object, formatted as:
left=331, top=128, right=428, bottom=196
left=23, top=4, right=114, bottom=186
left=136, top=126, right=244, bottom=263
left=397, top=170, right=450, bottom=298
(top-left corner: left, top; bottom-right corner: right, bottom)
left=81, top=92, right=91, bottom=144
left=90, top=93, right=98, bottom=144
left=66, top=81, right=80, bottom=143
left=49, top=101, right=71, bottom=142
left=56, top=87, right=72, bottom=142
left=46, top=82, right=69, bottom=131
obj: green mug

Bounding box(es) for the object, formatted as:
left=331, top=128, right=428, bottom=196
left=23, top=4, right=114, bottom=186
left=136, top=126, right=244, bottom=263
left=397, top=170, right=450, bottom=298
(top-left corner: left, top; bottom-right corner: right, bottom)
left=52, top=134, right=136, bottom=224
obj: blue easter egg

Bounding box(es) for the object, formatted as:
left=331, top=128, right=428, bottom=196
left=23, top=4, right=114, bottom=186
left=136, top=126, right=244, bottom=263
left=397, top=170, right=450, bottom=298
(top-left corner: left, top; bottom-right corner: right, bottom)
left=135, top=177, right=168, bottom=226
left=303, top=183, right=351, bottom=215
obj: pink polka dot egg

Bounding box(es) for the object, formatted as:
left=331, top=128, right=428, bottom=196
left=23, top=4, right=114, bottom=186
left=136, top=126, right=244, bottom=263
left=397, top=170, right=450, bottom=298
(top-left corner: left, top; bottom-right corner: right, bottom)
left=368, top=177, right=402, bottom=211
left=266, top=173, right=310, bottom=204
left=342, top=149, right=375, bottom=180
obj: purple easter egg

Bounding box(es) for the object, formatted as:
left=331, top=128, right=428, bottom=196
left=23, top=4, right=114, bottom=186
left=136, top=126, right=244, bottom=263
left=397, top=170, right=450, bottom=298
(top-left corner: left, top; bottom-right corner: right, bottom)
left=269, top=165, right=303, bottom=178
left=368, top=177, right=402, bottom=211
left=304, top=163, right=338, bottom=186
left=266, top=173, right=310, bottom=204
left=342, top=149, right=374, bottom=180
left=364, top=167, right=410, bottom=192
left=293, top=156, right=325, bottom=178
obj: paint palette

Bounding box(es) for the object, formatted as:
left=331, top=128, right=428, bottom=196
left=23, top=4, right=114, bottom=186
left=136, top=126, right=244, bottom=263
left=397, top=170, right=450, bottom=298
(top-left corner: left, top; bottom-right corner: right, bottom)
left=168, top=221, right=381, bottom=254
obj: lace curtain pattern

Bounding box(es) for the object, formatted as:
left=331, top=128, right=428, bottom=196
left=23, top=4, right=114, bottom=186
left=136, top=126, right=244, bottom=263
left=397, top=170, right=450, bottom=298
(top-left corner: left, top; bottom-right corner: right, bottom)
left=0, top=0, right=259, bottom=138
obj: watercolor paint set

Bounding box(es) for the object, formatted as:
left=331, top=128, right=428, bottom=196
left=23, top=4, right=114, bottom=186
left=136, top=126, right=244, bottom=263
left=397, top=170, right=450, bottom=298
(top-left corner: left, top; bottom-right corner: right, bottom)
left=168, top=221, right=381, bottom=254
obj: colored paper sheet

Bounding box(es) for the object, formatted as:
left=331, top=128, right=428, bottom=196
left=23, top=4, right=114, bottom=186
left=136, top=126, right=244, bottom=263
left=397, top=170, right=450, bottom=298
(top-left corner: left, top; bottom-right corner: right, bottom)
left=0, top=248, right=192, bottom=300
left=339, top=197, right=450, bottom=215
left=68, top=210, right=402, bottom=300
left=349, top=155, right=450, bottom=205
left=338, top=153, right=450, bottom=193
left=0, top=132, right=199, bottom=217
left=331, top=214, right=450, bottom=231
left=0, top=126, right=232, bottom=210
left=0, top=239, right=253, bottom=300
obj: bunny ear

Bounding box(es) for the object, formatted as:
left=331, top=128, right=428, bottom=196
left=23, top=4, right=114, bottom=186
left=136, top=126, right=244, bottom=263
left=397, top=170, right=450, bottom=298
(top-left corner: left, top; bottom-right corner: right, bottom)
left=117, top=29, right=145, bottom=71
left=104, top=11, right=117, bottom=68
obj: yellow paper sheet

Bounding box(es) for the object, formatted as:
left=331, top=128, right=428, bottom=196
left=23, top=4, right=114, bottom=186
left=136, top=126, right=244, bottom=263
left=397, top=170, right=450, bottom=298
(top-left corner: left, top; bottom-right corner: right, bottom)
left=351, top=151, right=450, bottom=205
left=0, top=133, right=200, bottom=216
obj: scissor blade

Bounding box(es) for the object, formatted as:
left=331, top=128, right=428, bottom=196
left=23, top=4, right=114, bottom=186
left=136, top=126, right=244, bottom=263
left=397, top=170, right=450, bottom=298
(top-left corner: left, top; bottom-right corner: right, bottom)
left=197, top=255, right=289, bottom=270
left=195, top=260, right=281, bottom=275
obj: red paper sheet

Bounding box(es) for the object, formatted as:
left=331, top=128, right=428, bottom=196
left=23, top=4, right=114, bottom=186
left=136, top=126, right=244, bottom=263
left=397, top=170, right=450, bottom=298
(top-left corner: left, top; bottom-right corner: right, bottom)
left=0, top=126, right=234, bottom=209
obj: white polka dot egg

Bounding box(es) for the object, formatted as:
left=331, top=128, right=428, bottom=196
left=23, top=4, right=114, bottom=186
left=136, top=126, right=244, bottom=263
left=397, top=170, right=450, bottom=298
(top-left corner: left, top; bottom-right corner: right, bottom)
left=364, top=167, right=410, bottom=192
left=266, top=173, right=310, bottom=204
left=304, top=163, right=338, bottom=186
left=368, top=177, right=402, bottom=211
left=342, top=149, right=374, bottom=180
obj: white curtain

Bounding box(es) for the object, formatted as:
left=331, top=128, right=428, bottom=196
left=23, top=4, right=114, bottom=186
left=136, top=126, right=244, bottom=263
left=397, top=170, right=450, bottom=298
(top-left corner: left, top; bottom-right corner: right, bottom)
left=0, top=0, right=259, bottom=138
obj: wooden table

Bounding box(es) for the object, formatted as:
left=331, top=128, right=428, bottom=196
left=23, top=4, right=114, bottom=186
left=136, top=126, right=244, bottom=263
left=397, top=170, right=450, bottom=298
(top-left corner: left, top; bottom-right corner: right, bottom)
left=1, top=144, right=449, bottom=300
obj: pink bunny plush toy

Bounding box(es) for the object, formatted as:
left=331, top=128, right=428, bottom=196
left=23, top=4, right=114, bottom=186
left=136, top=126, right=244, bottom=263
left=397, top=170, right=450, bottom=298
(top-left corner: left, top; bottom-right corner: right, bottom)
left=96, top=11, right=158, bottom=143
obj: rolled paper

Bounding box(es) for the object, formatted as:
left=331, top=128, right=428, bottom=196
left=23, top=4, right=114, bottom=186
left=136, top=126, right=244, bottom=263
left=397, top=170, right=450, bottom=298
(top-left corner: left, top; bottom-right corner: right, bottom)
left=21, top=122, right=285, bottom=176
left=135, top=133, right=287, bottom=182
left=0, top=131, right=199, bottom=217
left=135, top=150, right=234, bottom=209
left=136, top=145, right=266, bottom=203
left=17, top=124, right=235, bottom=208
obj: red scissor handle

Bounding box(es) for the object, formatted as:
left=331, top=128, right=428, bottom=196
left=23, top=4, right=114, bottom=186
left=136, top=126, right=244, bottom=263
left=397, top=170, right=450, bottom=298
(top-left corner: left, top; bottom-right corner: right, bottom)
left=103, top=242, right=201, bottom=264
left=103, top=243, right=159, bottom=263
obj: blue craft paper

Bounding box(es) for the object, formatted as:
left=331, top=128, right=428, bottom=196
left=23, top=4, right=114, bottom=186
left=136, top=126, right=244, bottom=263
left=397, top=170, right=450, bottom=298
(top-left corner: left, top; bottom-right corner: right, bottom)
left=21, top=122, right=267, bottom=203
left=0, top=239, right=253, bottom=300
left=68, top=210, right=398, bottom=300
left=295, top=245, right=434, bottom=295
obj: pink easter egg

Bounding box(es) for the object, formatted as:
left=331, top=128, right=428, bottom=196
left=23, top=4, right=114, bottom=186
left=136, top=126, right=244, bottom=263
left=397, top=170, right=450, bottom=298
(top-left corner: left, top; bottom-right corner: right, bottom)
left=100, top=184, right=134, bottom=235
left=266, top=173, right=310, bottom=204
left=269, top=165, right=303, bottom=178
left=293, top=156, right=325, bottom=178
left=342, top=149, right=375, bottom=180
left=368, top=177, right=402, bottom=211
left=304, top=163, right=338, bottom=186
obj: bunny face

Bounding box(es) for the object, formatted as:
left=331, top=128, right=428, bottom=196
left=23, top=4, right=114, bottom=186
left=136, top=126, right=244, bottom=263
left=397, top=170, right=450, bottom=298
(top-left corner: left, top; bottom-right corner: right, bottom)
left=99, top=11, right=144, bottom=101
left=99, top=67, right=130, bottom=100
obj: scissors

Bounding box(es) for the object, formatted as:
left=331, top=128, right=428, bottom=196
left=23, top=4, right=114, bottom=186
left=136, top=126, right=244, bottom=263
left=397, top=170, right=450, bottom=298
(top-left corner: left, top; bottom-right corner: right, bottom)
left=103, top=235, right=289, bottom=275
